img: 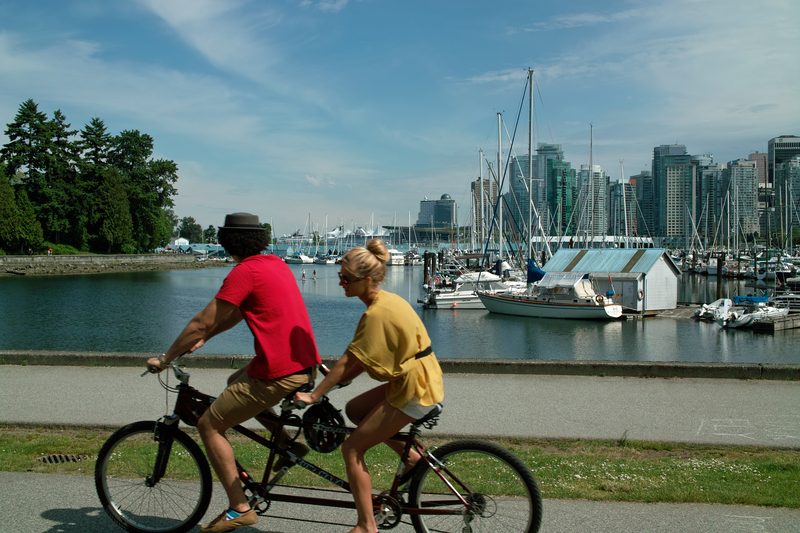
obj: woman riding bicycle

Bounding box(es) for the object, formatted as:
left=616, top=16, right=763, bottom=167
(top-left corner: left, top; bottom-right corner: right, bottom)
left=295, top=238, right=444, bottom=533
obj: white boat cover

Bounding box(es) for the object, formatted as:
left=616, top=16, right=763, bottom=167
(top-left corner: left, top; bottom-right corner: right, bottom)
left=537, top=273, right=596, bottom=299
left=537, top=273, right=589, bottom=289
left=454, top=271, right=502, bottom=283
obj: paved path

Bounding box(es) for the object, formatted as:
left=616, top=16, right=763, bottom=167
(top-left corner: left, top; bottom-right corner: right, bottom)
left=1, top=365, right=799, bottom=532
left=2, top=365, right=799, bottom=447
left=1, top=472, right=799, bottom=533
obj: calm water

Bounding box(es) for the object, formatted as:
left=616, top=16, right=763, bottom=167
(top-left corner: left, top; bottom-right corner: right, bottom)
left=1, top=264, right=797, bottom=364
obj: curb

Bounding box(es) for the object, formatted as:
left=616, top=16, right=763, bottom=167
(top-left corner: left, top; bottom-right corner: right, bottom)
left=1, top=350, right=798, bottom=380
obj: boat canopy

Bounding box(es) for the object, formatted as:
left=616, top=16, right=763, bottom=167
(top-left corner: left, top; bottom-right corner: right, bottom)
left=732, top=296, right=768, bottom=304
left=454, top=271, right=501, bottom=283
left=538, top=273, right=595, bottom=298
left=526, top=259, right=546, bottom=283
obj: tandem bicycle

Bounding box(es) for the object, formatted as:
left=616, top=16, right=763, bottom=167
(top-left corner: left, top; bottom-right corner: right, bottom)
left=95, top=359, right=543, bottom=533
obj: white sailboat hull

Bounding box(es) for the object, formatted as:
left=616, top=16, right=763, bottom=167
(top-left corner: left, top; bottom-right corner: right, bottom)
left=425, top=291, right=488, bottom=309
left=478, top=292, right=623, bottom=320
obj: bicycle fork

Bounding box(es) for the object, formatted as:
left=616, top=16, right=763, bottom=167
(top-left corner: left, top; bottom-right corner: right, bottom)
left=147, top=416, right=181, bottom=487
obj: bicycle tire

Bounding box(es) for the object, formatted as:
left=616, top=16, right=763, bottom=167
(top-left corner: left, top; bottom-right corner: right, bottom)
left=408, top=439, right=542, bottom=533
left=95, top=420, right=213, bottom=533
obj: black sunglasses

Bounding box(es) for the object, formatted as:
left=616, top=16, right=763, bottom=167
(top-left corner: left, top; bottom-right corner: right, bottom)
left=338, top=272, right=363, bottom=287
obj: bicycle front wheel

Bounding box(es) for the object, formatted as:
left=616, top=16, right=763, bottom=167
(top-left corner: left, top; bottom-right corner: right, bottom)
left=95, top=421, right=212, bottom=533
left=408, top=439, right=542, bottom=533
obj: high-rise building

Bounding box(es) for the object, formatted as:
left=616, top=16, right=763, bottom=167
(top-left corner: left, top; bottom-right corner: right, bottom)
left=775, top=154, right=800, bottom=234
left=608, top=180, right=638, bottom=238
left=748, top=152, right=768, bottom=187
left=509, top=144, right=565, bottom=234
left=632, top=170, right=653, bottom=237
left=768, top=135, right=800, bottom=186
left=652, top=144, right=696, bottom=246
left=545, top=159, right=575, bottom=235
left=508, top=155, right=534, bottom=231
left=721, top=159, right=759, bottom=239
left=697, top=163, right=726, bottom=245
left=576, top=164, right=607, bottom=238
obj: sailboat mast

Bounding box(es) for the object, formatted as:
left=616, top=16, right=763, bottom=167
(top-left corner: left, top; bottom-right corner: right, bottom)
left=478, top=149, right=484, bottom=243
left=621, top=161, right=629, bottom=248
left=528, top=68, right=534, bottom=260
left=497, top=112, right=503, bottom=261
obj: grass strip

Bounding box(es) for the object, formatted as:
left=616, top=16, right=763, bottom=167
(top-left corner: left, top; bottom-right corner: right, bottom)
left=1, top=425, right=798, bottom=508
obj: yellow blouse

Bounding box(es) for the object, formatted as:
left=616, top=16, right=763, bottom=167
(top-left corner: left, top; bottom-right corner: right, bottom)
left=347, top=291, right=444, bottom=409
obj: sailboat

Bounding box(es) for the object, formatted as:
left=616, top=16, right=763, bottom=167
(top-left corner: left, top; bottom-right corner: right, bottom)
left=478, top=272, right=622, bottom=319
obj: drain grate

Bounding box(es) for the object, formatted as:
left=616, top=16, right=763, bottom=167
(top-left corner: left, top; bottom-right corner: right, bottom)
left=37, top=454, right=90, bottom=464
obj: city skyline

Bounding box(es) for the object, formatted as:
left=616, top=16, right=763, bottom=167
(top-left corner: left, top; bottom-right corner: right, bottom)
left=2, top=0, right=798, bottom=236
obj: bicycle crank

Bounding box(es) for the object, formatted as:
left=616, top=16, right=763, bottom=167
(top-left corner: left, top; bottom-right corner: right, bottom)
left=374, top=495, right=403, bottom=529
left=244, top=486, right=271, bottom=516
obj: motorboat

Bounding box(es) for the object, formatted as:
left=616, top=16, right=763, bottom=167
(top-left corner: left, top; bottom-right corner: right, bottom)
left=386, top=249, right=405, bottom=266
left=421, top=271, right=515, bottom=309
left=477, top=272, right=623, bottom=320
left=694, top=298, right=727, bottom=320
left=313, top=254, right=336, bottom=265
left=714, top=297, right=790, bottom=329
left=284, top=253, right=313, bottom=264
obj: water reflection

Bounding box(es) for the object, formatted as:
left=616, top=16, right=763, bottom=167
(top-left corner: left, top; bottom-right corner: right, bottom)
left=1, top=264, right=797, bottom=364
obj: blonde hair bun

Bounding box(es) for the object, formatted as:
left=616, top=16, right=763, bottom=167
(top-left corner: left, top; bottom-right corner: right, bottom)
left=366, top=239, right=390, bottom=263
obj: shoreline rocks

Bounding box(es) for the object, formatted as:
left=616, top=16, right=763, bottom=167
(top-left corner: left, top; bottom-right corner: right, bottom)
left=0, top=255, right=231, bottom=276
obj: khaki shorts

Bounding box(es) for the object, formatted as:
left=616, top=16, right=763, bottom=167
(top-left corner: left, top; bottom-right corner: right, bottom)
left=208, top=368, right=316, bottom=427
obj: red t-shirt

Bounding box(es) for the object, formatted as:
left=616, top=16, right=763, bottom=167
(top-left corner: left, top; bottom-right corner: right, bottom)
left=215, top=255, right=321, bottom=380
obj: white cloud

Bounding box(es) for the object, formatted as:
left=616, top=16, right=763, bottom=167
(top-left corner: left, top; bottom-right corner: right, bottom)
left=305, top=174, right=336, bottom=187
left=317, top=0, right=349, bottom=13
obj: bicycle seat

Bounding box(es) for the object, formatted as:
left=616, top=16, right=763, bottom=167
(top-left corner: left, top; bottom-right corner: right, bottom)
left=414, top=403, right=443, bottom=428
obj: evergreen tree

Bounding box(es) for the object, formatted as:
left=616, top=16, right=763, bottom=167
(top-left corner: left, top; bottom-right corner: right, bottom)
left=164, top=207, right=179, bottom=237
left=203, top=224, right=217, bottom=243
left=0, top=165, right=43, bottom=253
left=178, top=216, right=203, bottom=243
left=76, top=117, right=113, bottom=251
left=261, top=222, right=272, bottom=245
left=0, top=165, right=17, bottom=252
left=38, top=109, right=80, bottom=244
left=109, top=130, right=178, bottom=251
left=0, top=99, right=49, bottom=181
left=93, top=167, right=134, bottom=253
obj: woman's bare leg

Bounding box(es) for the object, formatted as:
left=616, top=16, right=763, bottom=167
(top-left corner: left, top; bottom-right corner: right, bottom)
left=341, top=399, right=415, bottom=533
left=346, top=385, right=421, bottom=469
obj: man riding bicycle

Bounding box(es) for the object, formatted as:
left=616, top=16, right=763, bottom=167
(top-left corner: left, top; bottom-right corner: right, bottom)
left=146, top=212, right=321, bottom=533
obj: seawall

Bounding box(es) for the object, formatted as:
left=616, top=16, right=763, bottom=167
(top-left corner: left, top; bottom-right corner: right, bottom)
left=1, top=350, right=797, bottom=380
left=1, top=254, right=226, bottom=276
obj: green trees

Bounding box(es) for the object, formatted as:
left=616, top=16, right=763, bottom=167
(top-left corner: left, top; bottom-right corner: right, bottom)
left=178, top=216, right=203, bottom=244
left=203, top=224, right=217, bottom=243
left=0, top=100, right=181, bottom=254
left=0, top=164, right=43, bottom=253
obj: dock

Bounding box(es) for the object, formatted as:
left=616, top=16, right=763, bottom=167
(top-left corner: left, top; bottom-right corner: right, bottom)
left=752, top=313, right=800, bottom=332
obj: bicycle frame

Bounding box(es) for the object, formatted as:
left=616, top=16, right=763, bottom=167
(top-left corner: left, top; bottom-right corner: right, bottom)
left=159, top=375, right=475, bottom=519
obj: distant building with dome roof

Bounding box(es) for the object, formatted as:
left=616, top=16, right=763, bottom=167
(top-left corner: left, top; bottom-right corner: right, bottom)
left=416, top=194, right=457, bottom=228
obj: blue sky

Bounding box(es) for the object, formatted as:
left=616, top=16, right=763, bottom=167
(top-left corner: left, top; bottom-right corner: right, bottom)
left=1, top=0, right=798, bottom=237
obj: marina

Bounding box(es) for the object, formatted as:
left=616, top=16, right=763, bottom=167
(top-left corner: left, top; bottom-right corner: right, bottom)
left=1, top=262, right=798, bottom=366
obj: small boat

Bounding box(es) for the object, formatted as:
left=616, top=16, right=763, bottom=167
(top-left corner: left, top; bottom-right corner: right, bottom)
left=715, top=296, right=790, bottom=329
left=477, top=272, right=622, bottom=320
left=421, top=271, right=516, bottom=309
left=694, top=298, right=727, bottom=320
left=284, top=253, right=313, bottom=264
left=386, top=249, right=405, bottom=266
left=313, top=254, right=336, bottom=265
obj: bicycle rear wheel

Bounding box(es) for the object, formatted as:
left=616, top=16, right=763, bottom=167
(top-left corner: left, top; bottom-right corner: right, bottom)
left=408, top=439, right=542, bottom=533
left=95, top=421, right=212, bottom=533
